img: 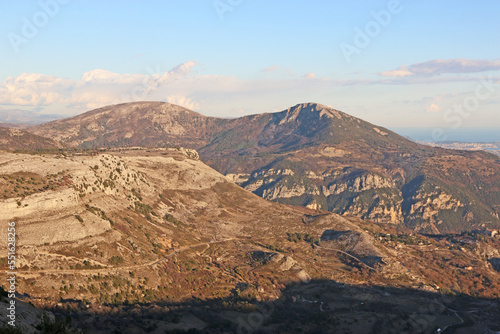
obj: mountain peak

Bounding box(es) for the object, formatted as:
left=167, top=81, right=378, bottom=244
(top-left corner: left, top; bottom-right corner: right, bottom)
left=84, top=101, right=204, bottom=118
left=283, top=102, right=346, bottom=120
left=274, top=103, right=350, bottom=127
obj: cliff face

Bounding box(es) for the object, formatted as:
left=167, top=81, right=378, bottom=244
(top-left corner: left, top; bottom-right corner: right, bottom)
left=0, top=147, right=219, bottom=249
left=27, top=101, right=500, bottom=233
left=238, top=168, right=404, bottom=224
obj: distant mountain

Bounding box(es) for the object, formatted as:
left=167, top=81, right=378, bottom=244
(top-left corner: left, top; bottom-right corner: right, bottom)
left=29, top=102, right=217, bottom=148
left=0, top=126, right=61, bottom=151
left=0, top=108, right=63, bottom=125
left=28, top=102, right=500, bottom=233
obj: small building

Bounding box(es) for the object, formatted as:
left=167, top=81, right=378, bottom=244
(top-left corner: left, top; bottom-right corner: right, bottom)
left=473, top=228, right=499, bottom=237
left=484, top=229, right=499, bottom=237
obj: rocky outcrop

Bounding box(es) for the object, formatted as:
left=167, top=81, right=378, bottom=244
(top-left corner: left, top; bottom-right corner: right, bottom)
left=237, top=170, right=404, bottom=224
left=322, top=173, right=395, bottom=196
left=0, top=297, right=56, bottom=333
left=262, top=184, right=318, bottom=199
left=409, top=191, right=463, bottom=221
left=0, top=147, right=226, bottom=249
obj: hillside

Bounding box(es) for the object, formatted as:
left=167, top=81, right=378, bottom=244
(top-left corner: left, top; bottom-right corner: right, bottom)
left=1, top=148, right=499, bottom=332
left=28, top=102, right=500, bottom=233
left=0, top=126, right=61, bottom=151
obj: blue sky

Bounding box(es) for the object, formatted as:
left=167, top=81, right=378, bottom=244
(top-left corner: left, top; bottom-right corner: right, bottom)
left=0, top=0, right=499, bottom=136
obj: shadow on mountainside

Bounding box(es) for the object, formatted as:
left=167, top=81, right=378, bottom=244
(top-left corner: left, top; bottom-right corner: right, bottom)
left=38, top=279, right=500, bottom=334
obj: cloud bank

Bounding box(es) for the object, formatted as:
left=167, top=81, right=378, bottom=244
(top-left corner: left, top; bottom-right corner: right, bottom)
left=0, top=61, right=198, bottom=112
left=380, top=58, right=500, bottom=77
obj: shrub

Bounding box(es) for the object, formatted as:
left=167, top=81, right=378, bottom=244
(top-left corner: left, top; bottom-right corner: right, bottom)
left=36, top=313, right=81, bottom=333
left=108, top=256, right=124, bottom=266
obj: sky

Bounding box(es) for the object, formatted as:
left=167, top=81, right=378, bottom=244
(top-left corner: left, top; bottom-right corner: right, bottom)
left=0, top=0, right=499, bottom=140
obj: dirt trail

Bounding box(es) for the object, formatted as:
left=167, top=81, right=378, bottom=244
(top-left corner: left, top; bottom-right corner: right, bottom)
left=315, top=245, right=376, bottom=270
left=15, top=238, right=376, bottom=277
left=15, top=238, right=236, bottom=277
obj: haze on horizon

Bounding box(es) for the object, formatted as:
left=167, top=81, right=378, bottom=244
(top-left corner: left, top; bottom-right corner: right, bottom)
left=1, top=0, right=499, bottom=136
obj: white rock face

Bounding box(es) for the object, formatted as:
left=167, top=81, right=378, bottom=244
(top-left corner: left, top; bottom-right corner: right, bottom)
left=0, top=298, right=55, bottom=334
left=240, top=169, right=403, bottom=223
left=279, top=256, right=297, bottom=271
left=263, top=184, right=312, bottom=199
left=251, top=169, right=294, bottom=178
left=0, top=154, right=113, bottom=248
left=0, top=188, right=79, bottom=220
left=225, top=173, right=250, bottom=183
left=322, top=173, right=395, bottom=196
left=249, top=172, right=395, bottom=200
left=409, top=190, right=464, bottom=223
left=320, top=147, right=350, bottom=157
left=373, top=127, right=388, bottom=136
left=0, top=147, right=239, bottom=250
left=306, top=202, right=320, bottom=210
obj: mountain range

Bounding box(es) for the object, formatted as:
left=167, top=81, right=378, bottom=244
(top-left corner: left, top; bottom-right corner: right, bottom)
left=27, top=101, right=500, bottom=234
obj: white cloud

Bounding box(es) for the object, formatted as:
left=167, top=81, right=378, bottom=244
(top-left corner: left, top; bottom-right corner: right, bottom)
left=0, top=73, right=71, bottom=105
left=304, top=72, right=316, bottom=79
left=261, top=65, right=296, bottom=77
left=80, top=69, right=143, bottom=84
left=379, top=65, right=413, bottom=77
left=166, top=95, right=200, bottom=111
left=262, top=65, right=280, bottom=72
left=380, top=58, right=500, bottom=77
left=425, top=103, right=440, bottom=113
left=159, top=60, right=197, bottom=84
left=0, top=61, right=199, bottom=113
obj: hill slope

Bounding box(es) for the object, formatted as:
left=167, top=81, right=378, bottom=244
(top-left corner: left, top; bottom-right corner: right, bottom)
left=29, top=102, right=500, bottom=233
left=0, top=126, right=61, bottom=151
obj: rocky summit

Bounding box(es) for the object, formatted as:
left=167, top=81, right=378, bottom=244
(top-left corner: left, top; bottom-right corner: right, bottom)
left=29, top=101, right=500, bottom=234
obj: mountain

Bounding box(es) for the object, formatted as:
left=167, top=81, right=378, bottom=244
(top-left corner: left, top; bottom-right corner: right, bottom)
left=0, top=108, right=62, bottom=125
left=28, top=102, right=500, bottom=233
left=1, top=147, right=500, bottom=333
left=29, top=102, right=217, bottom=148
left=0, top=126, right=61, bottom=151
